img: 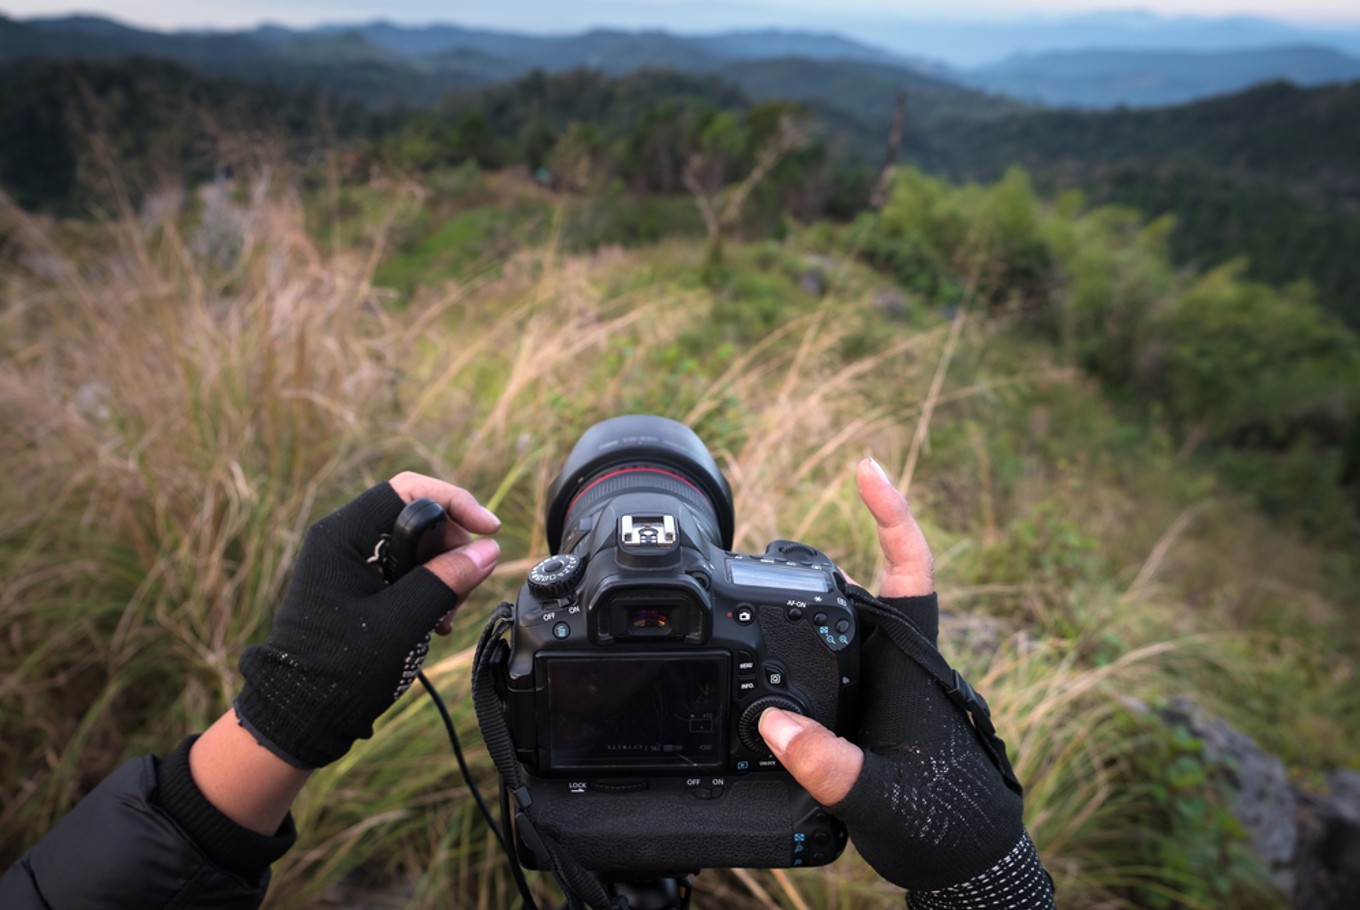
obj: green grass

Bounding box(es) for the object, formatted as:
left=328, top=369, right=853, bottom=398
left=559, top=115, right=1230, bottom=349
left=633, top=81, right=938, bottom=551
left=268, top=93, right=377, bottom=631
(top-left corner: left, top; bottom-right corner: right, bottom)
left=2, top=166, right=1355, bottom=909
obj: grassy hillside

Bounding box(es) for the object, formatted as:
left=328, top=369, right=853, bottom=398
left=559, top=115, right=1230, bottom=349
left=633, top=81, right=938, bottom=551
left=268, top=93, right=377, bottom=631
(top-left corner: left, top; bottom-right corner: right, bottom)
left=2, top=156, right=1357, bottom=909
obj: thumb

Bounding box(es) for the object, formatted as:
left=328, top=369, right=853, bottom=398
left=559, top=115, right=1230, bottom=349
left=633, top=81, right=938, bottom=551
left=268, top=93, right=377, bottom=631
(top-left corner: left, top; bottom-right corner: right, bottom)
left=401, top=536, right=501, bottom=636
left=423, top=536, right=500, bottom=600
left=759, top=708, right=864, bottom=806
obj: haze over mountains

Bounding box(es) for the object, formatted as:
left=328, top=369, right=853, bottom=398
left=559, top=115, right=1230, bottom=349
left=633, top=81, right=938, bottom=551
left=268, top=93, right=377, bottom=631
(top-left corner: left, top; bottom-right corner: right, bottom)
left=959, top=44, right=1360, bottom=108
left=5, top=10, right=1360, bottom=109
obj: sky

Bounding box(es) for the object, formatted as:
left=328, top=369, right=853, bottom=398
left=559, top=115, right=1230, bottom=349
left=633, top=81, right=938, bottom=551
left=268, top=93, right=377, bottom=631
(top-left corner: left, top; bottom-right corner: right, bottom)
left=5, top=0, right=1360, bottom=33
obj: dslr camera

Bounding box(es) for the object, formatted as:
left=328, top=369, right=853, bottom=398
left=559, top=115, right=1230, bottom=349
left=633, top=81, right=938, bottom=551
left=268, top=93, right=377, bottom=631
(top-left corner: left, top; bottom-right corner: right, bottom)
left=500, top=415, right=860, bottom=875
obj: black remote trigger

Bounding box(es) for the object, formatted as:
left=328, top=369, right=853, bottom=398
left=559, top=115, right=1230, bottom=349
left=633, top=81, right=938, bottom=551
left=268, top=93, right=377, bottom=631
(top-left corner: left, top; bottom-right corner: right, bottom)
left=384, top=497, right=447, bottom=583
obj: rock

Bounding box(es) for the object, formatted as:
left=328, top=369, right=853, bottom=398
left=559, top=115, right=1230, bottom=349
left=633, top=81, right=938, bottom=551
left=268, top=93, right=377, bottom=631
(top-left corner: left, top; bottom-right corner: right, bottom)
left=798, top=269, right=827, bottom=297
left=872, top=287, right=909, bottom=319
left=798, top=254, right=841, bottom=297
left=74, top=380, right=112, bottom=423
left=1294, top=770, right=1360, bottom=910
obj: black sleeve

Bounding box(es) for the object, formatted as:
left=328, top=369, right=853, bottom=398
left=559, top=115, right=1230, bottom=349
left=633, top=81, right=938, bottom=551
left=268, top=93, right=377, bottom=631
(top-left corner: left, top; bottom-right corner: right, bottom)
left=0, top=738, right=296, bottom=910
left=154, top=735, right=297, bottom=879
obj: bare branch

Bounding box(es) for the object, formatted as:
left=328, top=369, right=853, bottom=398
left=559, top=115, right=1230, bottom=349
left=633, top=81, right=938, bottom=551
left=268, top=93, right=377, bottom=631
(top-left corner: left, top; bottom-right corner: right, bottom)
left=719, top=114, right=809, bottom=227
left=869, top=90, right=908, bottom=210
left=682, top=152, right=722, bottom=237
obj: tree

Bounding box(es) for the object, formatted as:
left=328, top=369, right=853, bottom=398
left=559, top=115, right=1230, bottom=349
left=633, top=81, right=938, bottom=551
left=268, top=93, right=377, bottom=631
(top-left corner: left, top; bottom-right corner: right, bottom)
left=682, top=111, right=810, bottom=279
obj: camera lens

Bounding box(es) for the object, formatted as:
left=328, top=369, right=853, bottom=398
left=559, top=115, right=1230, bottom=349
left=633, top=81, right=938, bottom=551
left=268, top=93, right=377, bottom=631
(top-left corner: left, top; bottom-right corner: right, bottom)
left=546, top=415, right=735, bottom=553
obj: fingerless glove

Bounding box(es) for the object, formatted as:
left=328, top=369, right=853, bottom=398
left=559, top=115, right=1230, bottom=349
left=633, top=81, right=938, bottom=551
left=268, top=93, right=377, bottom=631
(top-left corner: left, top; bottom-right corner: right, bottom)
left=235, top=484, right=457, bottom=769
left=831, top=592, right=1052, bottom=906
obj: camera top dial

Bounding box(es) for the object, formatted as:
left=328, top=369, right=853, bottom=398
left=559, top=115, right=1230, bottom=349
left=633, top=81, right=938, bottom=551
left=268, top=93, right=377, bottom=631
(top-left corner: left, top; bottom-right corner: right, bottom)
left=527, top=554, right=584, bottom=599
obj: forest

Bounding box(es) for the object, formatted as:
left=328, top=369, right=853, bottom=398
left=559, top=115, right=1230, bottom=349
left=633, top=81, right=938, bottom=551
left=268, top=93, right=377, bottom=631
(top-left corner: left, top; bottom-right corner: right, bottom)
left=1, top=38, right=1359, bottom=910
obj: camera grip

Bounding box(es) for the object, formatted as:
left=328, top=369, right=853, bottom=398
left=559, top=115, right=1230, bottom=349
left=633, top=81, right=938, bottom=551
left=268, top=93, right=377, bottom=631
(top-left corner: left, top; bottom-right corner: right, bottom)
left=757, top=610, right=847, bottom=730
left=522, top=777, right=844, bottom=873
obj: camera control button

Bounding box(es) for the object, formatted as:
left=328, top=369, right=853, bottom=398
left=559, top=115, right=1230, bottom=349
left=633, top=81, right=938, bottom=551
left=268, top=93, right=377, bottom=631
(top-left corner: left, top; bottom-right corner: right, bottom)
left=739, top=695, right=804, bottom=752
left=771, top=541, right=819, bottom=561
left=734, top=605, right=756, bottom=625
left=764, top=665, right=786, bottom=687
left=835, top=618, right=851, bottom=634
left=786, top=606, right=804, bottom=622
left=552, top=622, right=571, bottom=640
left=528, top=553, right=584, bottom=598
left=813, top=611, right=828, bottom=626
left=687, top=778, right=726, bottom=799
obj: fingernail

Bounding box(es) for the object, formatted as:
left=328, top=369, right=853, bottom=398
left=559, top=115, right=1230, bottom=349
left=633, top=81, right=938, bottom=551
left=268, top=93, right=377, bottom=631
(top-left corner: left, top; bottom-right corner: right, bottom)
left=866, top=456, right=890, bottom=484
left=480, top=505, right=502, bottom=531
left=464, top=537, right=500, bottom=572
left=759, top=708, right=808, bottom=755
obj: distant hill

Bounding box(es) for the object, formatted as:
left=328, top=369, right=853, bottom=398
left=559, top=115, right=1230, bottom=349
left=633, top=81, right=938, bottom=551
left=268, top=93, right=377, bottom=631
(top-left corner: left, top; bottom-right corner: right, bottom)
left=932, top=79, right=1360, bottom=197
left=7, top=14, right=268, bottom=62
left=829, top=10, right=1360, bottom=67
left=0, top=13, right=1021, bottom=139
left=717, top=56, right=1019, bottom=127
left=925, top=80, right=1360, bottom=326
left=10, top=13, right=1360, bottom=113
left=0, top=56, right=388, bottom=211
left=3, top=15, right=919, bottom=82
left=2, top=13, right=988, bottom=120
left=333, top=21, right=907, bottom=67
left=963, top=45, right=1360, bottom=108
left=0, top=16, right=499, bottom=107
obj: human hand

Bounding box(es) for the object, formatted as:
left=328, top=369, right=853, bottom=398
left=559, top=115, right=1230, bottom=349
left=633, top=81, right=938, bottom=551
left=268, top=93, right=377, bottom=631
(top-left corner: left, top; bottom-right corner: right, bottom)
left=235, top=472, right=501, bottom=769
left=760, top=458, right=1029, bottom=893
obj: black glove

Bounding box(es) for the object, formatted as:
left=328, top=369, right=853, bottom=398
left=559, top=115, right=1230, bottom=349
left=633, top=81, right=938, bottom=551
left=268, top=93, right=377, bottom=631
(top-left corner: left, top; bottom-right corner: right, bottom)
left=830, top=590, right=1029, bottom=893
left=234, top=483, right=458, bottom=769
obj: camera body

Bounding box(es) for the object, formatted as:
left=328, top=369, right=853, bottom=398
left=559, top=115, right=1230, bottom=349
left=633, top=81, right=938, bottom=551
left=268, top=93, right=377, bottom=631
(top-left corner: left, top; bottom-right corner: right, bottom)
left=501, top=416, right=859, bottom=874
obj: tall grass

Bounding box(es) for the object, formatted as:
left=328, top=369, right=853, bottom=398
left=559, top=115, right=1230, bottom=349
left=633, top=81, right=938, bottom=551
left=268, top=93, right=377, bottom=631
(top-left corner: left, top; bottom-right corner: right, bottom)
left=2, top=169, right=1351, bottom=908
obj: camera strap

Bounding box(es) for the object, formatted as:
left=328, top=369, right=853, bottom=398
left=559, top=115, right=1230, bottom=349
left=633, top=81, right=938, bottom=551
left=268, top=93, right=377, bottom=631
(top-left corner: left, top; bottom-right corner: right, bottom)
left=844, top=585, right=1025, bottom=798
left=472, top=603, right=626, bottom=910
left=469, top=589, right=1021, bottom=908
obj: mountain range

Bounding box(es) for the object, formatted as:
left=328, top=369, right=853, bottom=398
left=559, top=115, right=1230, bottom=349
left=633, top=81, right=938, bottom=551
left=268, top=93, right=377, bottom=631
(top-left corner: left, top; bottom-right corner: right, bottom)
left=959, top=44, right=1360, bottom=108
left=5, top=13, right=1360, bottom=110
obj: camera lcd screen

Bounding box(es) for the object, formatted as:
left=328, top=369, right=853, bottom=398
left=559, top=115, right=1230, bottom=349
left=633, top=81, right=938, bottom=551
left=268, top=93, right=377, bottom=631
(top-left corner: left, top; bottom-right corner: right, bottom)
left=543, top=654, right=728, bottom=771
left=728, top=559, right=830, bottom=593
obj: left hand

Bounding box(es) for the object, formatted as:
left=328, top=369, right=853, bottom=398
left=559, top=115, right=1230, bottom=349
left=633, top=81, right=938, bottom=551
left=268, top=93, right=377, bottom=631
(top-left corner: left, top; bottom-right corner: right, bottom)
left=759, top=456, right=931, bottom=803
left=760, top=458, right=1026, bottom=893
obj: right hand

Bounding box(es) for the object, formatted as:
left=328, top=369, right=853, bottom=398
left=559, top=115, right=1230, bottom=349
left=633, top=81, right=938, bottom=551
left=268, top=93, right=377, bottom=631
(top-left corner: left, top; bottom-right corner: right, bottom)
left=760, top=458, right=1026, bottom=893
left=234, top=473, right=501, bottom=770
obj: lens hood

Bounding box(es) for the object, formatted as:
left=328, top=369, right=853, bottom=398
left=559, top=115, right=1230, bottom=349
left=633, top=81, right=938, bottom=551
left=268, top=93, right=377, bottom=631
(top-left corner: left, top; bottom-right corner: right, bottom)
left=546, top=415, right=735, bottom=552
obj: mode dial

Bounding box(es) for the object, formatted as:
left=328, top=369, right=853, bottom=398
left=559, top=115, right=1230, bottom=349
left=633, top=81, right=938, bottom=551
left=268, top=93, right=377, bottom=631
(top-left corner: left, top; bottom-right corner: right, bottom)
left=738, top=695, right=805, bottom=753
left=527, top=554, right=584, bottom=599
